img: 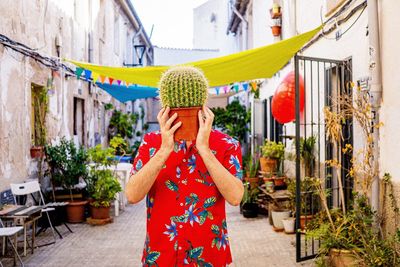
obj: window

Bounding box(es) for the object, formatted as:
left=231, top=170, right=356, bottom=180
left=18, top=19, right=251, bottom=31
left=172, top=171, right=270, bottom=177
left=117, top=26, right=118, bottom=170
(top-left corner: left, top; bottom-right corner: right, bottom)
left=269, top=96, right=283, bottom=142
left=73, top=97, right=85, bottom=145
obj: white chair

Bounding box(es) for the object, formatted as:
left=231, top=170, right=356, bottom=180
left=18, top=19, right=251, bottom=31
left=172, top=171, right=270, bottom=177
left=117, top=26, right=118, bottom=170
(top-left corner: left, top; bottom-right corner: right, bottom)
left=0, top=218, right=24, bottom=266
left=10, top=181, right=56, bottom=256
left=115, top=163, right=132, bottom=210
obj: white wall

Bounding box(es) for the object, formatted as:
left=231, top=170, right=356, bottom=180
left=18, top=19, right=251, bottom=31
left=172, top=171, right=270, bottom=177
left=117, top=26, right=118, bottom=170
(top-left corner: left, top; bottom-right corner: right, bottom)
left=153, top=46, right=219, bottom=65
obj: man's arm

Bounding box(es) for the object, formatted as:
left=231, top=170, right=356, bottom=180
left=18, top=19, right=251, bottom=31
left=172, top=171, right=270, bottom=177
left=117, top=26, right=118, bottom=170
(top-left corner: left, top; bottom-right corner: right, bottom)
left=196, top=106, right=244, bottom=206
left=125, top=107, right=181, bottom=204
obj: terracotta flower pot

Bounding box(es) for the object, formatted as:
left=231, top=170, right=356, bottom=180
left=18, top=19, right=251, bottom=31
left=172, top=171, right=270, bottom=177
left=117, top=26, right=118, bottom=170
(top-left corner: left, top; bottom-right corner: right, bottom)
left=329, top=249, right=357, bottom=267
left=260, top=157, right=277, bottom=173
left=271, top=26, right=281, bottom=36
left=245, top=176, right=260, bottom=189
left=90, top=204, right=111, bottom=220
left=66, top=200, right=88, bottom=223
left=30, top=146, right=45, bottom=158
left=299, top=214, right=313, bottom=230
left=169, top=107, right=201, bottom=141
left=273, top=176, right=286, bottom=187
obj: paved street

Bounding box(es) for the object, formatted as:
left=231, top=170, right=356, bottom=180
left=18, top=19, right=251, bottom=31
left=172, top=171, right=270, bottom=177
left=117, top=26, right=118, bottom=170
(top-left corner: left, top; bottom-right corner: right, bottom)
left=3, top=201, right=312, bottom=267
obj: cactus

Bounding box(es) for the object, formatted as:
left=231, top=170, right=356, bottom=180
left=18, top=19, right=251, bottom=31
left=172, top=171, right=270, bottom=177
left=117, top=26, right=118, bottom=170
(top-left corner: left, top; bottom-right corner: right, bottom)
left=159, top=66, right=208, bottom=108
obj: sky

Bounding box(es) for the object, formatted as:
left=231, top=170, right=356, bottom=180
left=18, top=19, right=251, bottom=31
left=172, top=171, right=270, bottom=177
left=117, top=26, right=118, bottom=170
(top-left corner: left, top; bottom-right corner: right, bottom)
left=131, top=0, right=208, bottom=49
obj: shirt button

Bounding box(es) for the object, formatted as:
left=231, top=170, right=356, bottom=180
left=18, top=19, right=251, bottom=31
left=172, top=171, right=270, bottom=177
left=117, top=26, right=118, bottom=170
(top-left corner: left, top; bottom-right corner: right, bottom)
left=178, top=246, right=182, bottom=250
left=180, top=203, right=183, bottom=206
left=183, top=159, right=186, bottom=162
left=179, top=225, right=183, bottom=229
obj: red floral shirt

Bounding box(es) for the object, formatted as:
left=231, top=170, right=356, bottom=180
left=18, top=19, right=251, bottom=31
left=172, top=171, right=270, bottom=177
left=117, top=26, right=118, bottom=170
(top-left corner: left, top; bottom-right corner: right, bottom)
left=131, top=129, right=243, bottom=267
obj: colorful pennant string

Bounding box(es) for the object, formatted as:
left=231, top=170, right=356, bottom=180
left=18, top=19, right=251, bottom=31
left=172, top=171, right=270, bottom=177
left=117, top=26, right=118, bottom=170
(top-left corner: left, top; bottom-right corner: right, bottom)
left=75, top=67, right=84, bottom=79
left=84, top=69, right=92, bottom=81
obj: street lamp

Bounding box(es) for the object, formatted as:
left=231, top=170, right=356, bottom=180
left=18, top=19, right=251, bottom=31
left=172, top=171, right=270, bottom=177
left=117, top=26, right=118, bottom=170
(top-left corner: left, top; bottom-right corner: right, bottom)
left=123, top=44, right=146, bottom=67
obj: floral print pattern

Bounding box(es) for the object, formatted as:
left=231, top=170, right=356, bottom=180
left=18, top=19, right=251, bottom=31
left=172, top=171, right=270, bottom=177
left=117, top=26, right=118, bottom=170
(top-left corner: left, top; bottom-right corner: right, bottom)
left=133, top=130, right=242, bottom=266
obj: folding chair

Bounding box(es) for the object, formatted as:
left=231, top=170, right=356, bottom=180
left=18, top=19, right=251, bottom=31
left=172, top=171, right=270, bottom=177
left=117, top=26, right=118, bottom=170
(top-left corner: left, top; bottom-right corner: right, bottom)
left=10, top=181, right=56, bottom=256
left=0, top=218, right=24, bottom=267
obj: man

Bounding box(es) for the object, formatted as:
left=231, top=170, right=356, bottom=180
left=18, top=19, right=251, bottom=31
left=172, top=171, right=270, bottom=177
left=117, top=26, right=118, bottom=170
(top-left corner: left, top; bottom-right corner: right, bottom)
left=126, top=105, right=244, bottom=267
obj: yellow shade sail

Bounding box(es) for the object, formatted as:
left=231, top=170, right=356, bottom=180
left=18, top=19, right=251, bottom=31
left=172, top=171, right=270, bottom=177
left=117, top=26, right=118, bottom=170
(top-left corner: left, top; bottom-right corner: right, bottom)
left=65, top=25, right=321, bottom=88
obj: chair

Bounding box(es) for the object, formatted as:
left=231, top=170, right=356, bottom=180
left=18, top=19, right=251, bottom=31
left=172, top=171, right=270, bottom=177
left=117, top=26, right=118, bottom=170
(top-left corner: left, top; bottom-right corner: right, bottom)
left=0, top=218, right=24, bottom=267
left=10, top=181, right=56, bottom=256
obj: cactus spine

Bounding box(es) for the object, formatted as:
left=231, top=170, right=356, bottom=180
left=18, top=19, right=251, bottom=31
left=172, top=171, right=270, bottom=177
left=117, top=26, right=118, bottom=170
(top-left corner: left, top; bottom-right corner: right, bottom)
left=159, top=66, right=208, bottom=108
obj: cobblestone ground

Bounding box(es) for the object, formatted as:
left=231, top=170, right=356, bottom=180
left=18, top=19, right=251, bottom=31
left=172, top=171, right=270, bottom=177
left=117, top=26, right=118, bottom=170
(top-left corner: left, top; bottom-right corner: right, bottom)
left=3, top=201, right=313, bottom=267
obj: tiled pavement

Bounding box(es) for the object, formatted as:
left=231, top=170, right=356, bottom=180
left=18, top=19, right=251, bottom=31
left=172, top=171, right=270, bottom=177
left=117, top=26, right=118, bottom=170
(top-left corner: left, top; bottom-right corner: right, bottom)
left=3, top=201, right=313, bottom=267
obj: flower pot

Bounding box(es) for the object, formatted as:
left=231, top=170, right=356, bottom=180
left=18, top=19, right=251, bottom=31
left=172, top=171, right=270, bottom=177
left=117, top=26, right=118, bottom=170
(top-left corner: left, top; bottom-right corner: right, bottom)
left=242, top=203, right=258, bottom=218
left=66, top=200, right=88, bottom=223
left=300, top=214, right=313, bottom=230
left=264, top=180, right=275, bottom=193
left=329, top=249, right=357, bottom=267
left=271, top=210, right=291, bottom=230
left=260, top=157, right=277, bottom=173
left=273, top=176, right=286, bottom=187
left=170, top=107, right=201, bottom=141
left=282, top=217, right=295, bottom=234
left=30, top=146, right=45, bottom=158
left=90, top=204, right=111, bottom=220
left=245, top=176, right=260, bottom=189
left=271, top=26, right=281, bottom=36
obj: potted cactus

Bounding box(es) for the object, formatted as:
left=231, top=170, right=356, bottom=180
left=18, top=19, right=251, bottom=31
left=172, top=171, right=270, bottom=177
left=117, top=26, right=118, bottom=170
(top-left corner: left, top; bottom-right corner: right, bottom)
left=159, top=66, right=208, bottom=141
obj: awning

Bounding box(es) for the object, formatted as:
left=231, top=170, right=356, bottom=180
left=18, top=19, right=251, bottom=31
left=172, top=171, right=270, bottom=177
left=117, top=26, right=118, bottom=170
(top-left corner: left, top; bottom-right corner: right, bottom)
left=66, top=25, right=321, bottom=88
left=96, top=82, right=158, bottom=103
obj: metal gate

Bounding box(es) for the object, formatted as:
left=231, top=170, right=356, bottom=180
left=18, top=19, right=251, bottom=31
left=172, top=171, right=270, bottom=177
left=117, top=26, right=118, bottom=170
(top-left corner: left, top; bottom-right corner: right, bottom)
left=294, top=55, right=353, bottom=262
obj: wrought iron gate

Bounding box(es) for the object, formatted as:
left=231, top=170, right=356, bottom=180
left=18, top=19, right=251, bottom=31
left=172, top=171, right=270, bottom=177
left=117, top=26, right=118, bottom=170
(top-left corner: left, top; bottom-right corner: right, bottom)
left=294, top=55, right=353, bottom=262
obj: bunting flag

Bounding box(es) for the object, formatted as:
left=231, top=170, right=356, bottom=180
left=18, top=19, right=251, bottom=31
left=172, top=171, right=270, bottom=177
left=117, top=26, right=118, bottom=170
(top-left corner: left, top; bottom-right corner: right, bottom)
left=243, top=83, right=249, bottom=91
left=215, top=87, right=220, bottom=95
left=91, top=72, right=100, bottom=83
left=75, top=67, right=84, bottom=79
left=250, top=81, right=257, bottom=91
left=99, top=75, right=106, bottom=84
left=84, top=69, right=92, bottom=81
left=223, top=86, right=229, bottom=94
left=117, top=80, right=122, bottom=86
left=233, top=84, right=239, bottom=93
left=108, top=77, right=114, bottom=85
left=65, top=25, right=322, bottom=87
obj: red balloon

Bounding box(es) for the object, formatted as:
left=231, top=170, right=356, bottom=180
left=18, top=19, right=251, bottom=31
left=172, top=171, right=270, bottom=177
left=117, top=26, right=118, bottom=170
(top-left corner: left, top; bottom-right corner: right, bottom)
left=271, top=71, right=305, bottom=124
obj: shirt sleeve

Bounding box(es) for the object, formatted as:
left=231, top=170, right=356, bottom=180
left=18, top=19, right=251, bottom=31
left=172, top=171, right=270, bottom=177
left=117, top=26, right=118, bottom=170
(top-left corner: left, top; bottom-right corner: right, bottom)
left=222, top=139, right=243, bottom=181
left=130, top=133, right=152, bottom=176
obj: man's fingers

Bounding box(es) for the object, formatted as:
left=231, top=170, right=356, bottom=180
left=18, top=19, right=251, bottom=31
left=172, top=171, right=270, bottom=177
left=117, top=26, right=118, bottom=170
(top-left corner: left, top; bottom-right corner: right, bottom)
left=157, top=107, right=165, bottom=121
left=170, top=121, right=182, bottom=133
left=198, top=110, right=205, bottom=128
left=165, top=113, right=178, bottom=129
left=161, top=106, right=170, bottom=122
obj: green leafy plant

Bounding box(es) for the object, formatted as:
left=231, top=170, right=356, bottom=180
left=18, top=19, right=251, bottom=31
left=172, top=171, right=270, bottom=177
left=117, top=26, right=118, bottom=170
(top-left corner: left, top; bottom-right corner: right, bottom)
left=104, top=103, right=114, bottom=110
left=109, top=135, right=128, bottom=156
left=211, top=100, right=250, bottom=142
left=86, top=145, right=122, bottom=208
left=108, top=110, right=138, bottom=139
left=298, top=136, right=316, bottom=177
left=242, top=182, right=259, bottom=204
left=260, top=140, right=285, bottom=159
left=286, top=177, right=320, bottom=215
left=244, top=153, right=259, bottom=178
left=158, top=66, right=208, bottom=108
left=45, top=138, right=88, bottom=201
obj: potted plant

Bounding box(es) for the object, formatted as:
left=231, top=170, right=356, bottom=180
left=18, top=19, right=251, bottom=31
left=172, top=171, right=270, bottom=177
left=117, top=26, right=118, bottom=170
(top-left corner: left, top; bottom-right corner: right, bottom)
left=271, top=18, right=282, bottom=37
left=158, top=66, right=208, bottom=141
left=109, top=134, right=132, bottom=163
left=270, top=200, right=291, bottom=232
left=45, top=138, right=89, bottom=223
left=31, top=85, right=49, bottom=158
left=270, top=3, right=281, bottom=18
left=244, top=153, right=260, bottom=189
left=86, top=145, right=122, bottom=221
left=298, top=136, right=316, bottom=177
left=260, top=140, right=284, bottom=174
left=241, top=182, right=259, bottom=218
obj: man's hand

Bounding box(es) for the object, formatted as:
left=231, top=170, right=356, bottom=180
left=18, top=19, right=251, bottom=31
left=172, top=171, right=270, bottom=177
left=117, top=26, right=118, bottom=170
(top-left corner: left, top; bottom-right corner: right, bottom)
left=157, top=107, right=181, bottom=155
left=196, top=106, right=214, bottom=155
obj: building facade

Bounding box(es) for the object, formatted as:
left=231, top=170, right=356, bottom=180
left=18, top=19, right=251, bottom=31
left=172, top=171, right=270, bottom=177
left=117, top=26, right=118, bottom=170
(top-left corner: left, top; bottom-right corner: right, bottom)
left=0, top=0, right=153, bottom=190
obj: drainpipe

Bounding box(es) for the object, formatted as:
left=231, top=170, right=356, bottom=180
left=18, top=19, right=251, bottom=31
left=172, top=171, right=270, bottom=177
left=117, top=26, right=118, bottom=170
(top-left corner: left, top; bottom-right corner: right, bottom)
left=367, top=0, right=382, bottom=216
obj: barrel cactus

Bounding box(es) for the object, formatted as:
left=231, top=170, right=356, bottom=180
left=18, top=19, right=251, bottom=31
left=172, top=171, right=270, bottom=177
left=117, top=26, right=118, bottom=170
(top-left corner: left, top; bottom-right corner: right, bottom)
left=159, top=66, right=208, bottom=108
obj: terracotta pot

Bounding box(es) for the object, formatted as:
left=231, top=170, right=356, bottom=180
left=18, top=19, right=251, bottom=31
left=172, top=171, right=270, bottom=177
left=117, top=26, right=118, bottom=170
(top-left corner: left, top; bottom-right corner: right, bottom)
left=273, top=176, right=286, bottom=187
left=245, top=176, right=260, bottom=189
left=299, top=214, right=313, bottom=230
left=90, top=204, right=111, bottom=219
left=329, top=249, right=357, bottom=267
left=271, top=26, right=281, bottom=36
left=66, top=200, right=88, bottom=223
left=169, top=107, right=201, bottom=141
left=260, top=157, right=277, bottom=173
left=30, top=146, right=45, bottom=158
